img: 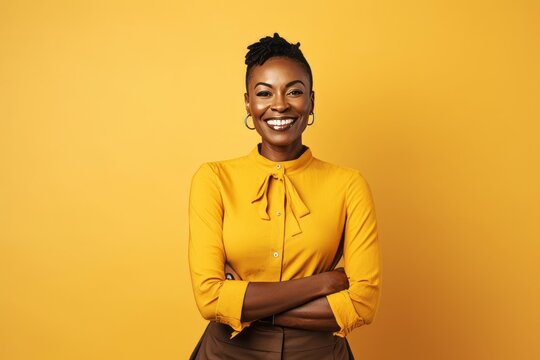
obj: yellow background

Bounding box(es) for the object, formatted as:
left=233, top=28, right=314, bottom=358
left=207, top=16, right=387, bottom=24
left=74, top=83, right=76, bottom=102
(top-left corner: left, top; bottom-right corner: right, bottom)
left=1, top=1, right=539, bottom=359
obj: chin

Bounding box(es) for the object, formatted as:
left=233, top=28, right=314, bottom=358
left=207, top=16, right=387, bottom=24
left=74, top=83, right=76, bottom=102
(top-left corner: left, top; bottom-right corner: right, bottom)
left=263, top=135, right=300, bottom=148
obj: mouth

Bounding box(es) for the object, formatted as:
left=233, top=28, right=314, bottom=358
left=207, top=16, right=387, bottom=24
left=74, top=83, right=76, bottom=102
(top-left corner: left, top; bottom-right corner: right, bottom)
left=263, top=117, right=297, bottom=131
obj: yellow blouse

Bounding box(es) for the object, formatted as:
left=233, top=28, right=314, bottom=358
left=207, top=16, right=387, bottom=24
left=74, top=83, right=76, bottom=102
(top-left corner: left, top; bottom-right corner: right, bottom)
left=188, top=144, right=381, bottom=339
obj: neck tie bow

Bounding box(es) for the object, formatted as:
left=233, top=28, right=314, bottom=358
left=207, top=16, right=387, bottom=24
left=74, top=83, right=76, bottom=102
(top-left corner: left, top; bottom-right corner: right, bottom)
left=251, top=171, right=310, bottom=237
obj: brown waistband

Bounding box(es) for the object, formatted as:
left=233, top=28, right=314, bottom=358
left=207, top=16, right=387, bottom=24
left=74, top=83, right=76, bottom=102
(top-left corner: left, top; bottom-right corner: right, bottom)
left=207, top=321, right=339, bottom=353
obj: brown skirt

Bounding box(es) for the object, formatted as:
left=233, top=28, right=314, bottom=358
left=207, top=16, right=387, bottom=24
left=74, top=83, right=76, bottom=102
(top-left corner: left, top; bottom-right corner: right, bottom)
left=189, top=321, right=355, bottom=360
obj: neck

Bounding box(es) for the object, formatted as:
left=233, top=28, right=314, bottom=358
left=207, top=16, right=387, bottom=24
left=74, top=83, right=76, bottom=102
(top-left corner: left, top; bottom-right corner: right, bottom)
left=259, top=140, right=306, bottom=162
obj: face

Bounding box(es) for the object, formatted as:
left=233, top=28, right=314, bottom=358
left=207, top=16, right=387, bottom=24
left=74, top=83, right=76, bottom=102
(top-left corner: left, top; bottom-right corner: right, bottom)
left=244, top=57, right=314, bottom=150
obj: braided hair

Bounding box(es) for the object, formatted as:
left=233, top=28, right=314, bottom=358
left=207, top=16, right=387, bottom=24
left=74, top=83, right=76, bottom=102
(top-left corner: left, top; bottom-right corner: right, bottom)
left=245, top=33, right=313, bottom=92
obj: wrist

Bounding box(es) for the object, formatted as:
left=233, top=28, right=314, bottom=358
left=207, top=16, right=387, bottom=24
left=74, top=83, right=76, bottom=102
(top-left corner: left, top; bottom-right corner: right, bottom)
left=316, top=272, right=331, bottom=296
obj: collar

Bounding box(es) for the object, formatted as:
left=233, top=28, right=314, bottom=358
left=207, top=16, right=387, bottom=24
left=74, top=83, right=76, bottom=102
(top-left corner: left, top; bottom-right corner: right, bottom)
left=248, top=143, right=314, bottom=174
left=248, top=144, right=313, bottom=236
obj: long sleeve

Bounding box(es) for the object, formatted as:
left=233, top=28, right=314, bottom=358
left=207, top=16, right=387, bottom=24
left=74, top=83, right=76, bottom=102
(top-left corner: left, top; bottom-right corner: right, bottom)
left=326, top=171, right=382, bottom=337
left=188, top=163, right=252, bottom=337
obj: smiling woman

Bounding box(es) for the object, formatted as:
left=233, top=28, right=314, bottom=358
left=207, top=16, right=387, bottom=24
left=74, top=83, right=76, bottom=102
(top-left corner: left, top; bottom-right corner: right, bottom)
left=245, top=56, right=314, bottom=155
left=188, top=33, right=381, bottom=359
left=244, top=35, right=314, bottom=160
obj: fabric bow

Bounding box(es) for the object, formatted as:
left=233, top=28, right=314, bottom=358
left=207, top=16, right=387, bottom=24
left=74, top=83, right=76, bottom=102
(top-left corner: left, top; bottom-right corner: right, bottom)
left=251, top=171, right=310, bottom=237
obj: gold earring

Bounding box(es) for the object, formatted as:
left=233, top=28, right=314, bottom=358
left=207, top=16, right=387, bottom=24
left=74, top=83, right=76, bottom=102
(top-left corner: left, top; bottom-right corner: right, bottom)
left=244, top=114, right=255, bottom=130
left=307, top=113, right=315, bottom=126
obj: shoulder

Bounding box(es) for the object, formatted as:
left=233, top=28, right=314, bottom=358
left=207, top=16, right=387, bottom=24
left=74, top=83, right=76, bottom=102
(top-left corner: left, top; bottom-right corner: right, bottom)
left=310, top=156, right=370, bottom=187
left=309, top=157, right=374, bottom=206
left=191, top=153, right=251, bottom=180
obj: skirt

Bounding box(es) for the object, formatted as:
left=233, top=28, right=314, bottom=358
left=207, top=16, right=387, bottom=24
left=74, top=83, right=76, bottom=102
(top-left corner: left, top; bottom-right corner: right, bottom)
left=189, top=321, right=355, bottom=360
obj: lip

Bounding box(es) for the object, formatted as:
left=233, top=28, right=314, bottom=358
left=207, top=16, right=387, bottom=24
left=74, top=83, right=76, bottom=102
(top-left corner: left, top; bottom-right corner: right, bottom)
left=263, top=116, right=298, bottom=131
left=263, top=116, right=298, bottom=121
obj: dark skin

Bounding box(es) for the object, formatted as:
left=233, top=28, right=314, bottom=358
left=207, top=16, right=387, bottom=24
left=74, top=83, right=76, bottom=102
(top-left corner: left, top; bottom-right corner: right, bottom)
left=222, top=56, right=350, bottom=332
left=244, top=57, right=313, bottom=162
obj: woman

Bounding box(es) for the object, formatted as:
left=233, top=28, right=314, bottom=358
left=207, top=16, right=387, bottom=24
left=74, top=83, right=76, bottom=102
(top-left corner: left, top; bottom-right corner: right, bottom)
left=188, top=33, right=381, bottom=359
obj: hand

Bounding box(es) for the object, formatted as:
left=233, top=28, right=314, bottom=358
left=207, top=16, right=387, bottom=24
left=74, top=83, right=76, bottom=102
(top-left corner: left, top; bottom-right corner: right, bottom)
left=322, top=267, right=349, bottom=294
left=224, top=262, right=242, bottom=280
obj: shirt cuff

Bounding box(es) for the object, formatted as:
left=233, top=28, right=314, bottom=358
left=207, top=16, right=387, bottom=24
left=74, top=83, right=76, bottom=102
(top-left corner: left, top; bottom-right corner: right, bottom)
left=215, top=279, right=252, bottom=338
left=326, top=290, right=365, bottom=337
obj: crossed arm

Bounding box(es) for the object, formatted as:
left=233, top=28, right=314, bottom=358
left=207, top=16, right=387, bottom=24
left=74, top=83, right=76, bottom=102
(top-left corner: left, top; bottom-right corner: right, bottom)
left=225, top=263, right=349, bottom=332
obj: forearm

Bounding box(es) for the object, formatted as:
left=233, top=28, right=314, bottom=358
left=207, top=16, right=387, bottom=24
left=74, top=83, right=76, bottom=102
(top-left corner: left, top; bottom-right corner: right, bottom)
left=240, top=274, right=329, bottom=322
left=273, top=296, right=345, bottom=332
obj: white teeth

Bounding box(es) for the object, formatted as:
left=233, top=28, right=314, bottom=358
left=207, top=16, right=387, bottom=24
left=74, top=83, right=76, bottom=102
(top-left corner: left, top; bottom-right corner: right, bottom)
left=267, top=118, right=294, bottom=126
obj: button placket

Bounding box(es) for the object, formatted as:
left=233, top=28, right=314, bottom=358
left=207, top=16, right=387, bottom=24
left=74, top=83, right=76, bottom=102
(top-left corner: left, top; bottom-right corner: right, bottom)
left=276, top=168, right=286, bottom=281
left=273, top=202, right=284, bottom=262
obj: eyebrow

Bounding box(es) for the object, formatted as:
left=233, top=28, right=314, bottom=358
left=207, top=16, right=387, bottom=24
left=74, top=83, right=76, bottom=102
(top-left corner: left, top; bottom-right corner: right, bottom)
left=255, top=80, right=306, bottom=88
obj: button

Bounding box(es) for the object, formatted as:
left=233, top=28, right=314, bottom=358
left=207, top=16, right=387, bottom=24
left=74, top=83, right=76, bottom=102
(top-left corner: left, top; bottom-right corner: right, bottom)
left=276, top=164, right=281, bottom=169
left=276, top=211, right=281, bottom=216
left=273, top=251, right=279, bottom=258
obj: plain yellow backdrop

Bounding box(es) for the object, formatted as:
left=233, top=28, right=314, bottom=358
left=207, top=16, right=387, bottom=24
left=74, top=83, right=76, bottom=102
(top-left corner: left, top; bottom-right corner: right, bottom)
left=1, top=0, right=539, bottom=359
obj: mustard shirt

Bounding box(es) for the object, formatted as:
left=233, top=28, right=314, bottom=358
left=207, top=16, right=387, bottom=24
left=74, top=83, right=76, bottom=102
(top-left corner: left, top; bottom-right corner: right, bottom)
left=188, top=144, right=381, bottom=339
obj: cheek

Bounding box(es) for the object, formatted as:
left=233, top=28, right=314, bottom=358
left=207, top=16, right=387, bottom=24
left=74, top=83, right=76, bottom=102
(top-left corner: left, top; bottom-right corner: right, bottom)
left=250, top=101, right=269, bottom=118
left=294, top=99, right=311, bottom=114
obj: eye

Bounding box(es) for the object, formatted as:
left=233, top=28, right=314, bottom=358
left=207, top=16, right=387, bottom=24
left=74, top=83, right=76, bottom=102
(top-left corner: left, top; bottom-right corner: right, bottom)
left=256, top=91, right=271, bottom=97
left=288, top=89, right=304, bottom=96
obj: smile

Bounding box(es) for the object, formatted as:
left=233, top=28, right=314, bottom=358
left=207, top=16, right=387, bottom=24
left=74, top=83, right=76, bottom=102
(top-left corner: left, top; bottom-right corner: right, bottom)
left=264, top=118, right=297, bottom=131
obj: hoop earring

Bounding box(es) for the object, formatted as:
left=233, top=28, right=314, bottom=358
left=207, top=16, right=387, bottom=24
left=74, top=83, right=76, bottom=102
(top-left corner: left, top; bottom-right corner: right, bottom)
left=244, top=114, right=255, bottom=130
left=307, top=112, right=315, bottom=126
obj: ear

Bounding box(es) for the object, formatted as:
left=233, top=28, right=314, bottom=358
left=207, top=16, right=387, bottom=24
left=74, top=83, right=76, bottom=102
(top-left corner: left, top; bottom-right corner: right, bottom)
left=310, top=90, right=315, bottom=114
left=244, top=92, right=250, bottom=114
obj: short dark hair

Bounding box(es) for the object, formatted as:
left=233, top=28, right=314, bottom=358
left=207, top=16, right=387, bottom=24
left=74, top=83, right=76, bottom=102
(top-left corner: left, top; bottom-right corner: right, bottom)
left=245, top=33, right=313, bottom=93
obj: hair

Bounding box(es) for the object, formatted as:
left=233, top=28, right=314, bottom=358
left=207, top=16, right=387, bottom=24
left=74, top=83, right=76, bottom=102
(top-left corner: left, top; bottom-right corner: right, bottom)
left=244, top=32, right=313, bottom=93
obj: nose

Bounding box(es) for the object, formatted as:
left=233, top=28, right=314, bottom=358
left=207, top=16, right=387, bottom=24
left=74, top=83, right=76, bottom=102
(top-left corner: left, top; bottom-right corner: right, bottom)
left=271, top=93, right=289, bottom=112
